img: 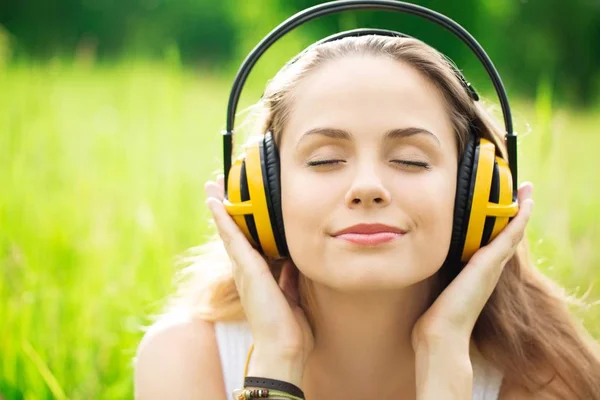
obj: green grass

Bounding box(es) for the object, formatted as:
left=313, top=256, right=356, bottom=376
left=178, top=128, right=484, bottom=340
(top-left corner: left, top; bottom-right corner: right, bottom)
left=0, top=61, right=598, bottom=399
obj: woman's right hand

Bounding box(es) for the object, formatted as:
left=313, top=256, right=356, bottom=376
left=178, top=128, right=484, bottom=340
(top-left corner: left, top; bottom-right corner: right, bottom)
left=204, top=174, right=314, bottom=388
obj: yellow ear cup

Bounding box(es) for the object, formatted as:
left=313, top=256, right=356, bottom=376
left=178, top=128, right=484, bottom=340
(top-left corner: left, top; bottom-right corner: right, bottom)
left=461, top=138, right=519, bottom=261
left=224, top=155, right=256, bottom=248
left=223, top=138, right=280, bottom=258
left=487, top=156, right=515, bottom=239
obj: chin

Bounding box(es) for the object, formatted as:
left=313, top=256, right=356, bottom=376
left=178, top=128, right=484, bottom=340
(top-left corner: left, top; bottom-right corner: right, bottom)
left=290, top=237, right=444, bottom=292
left=319, top=256, right=436, bottom=292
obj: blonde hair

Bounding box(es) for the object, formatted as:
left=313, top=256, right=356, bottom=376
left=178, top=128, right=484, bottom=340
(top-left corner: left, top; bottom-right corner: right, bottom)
left=166, top=36, right=600, bottom=398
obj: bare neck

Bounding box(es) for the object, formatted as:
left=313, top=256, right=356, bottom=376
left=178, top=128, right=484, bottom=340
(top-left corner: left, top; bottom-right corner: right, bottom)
left=302, top=276, right=438, bottom=398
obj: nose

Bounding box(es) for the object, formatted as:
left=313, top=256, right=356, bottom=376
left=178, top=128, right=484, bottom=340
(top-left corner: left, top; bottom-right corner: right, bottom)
left=344, top=163, right=391, bottom=208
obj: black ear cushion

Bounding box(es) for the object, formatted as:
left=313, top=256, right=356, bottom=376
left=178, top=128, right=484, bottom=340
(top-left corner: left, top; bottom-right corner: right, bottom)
left=261, top=133, right=289, bottom=257
left=448, top=134, right=478, bottom=264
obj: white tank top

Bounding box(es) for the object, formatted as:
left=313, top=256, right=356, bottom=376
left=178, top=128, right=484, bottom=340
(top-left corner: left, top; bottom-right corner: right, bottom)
left=214, top=320, right=504, bottom=399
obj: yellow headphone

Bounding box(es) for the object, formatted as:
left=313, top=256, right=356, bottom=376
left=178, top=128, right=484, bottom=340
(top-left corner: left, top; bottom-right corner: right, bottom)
left=222, top=1, right=520, bottom=269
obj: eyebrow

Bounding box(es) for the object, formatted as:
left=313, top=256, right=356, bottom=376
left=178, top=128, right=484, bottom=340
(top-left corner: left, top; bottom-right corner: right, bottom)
left=296, top=126, right=441, bottom=148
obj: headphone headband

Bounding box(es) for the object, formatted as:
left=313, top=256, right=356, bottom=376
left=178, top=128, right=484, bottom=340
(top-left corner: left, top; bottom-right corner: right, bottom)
left=223, top=0, right=518, bottom=197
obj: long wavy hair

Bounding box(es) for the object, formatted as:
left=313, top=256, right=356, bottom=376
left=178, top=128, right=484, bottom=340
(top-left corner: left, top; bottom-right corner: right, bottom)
left=164, top=36, right=600, bottom=398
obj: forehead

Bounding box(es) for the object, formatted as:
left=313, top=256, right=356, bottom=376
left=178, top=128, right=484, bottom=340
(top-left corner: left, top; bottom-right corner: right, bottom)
left=282, top=54, right=455, bottom=149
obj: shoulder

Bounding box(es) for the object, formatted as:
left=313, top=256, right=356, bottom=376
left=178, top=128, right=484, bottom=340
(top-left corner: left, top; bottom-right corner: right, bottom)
left=134, top=312, right=226, bottom=400
left=498, top=369, right=567, bottom=400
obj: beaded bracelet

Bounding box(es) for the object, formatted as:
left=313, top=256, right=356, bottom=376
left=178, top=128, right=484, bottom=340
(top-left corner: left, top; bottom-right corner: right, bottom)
left=232, top=388, right=304, bottom=400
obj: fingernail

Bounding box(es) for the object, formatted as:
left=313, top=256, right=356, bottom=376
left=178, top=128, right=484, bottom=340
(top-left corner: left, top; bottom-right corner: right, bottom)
left=521, top=182, right=533, bottom=198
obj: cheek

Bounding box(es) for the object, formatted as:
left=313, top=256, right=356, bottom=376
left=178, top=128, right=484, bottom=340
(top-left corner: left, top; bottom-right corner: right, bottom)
left=279, top=164, right=329, bottom=254
left=413, top=171, right=457, bottom=253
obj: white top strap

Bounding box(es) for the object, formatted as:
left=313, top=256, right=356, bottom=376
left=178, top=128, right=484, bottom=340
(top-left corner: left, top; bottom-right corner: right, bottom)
left=213, top=320, right=254, bottom=395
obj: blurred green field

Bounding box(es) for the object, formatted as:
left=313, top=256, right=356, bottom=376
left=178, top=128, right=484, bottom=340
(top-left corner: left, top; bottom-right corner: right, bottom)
left=1, top=62, right=599, bottom=399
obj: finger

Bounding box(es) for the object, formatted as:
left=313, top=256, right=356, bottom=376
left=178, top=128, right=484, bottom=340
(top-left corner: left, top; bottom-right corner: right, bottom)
left=279, top=260, right=300, bottom=307
left=467, top=182, right=534, bottom=294
left=431, top=182, right=535, bottom=330
left=204, top=180, right=224, bottom=201
left=217, top=174, right=225, bottom=197
left=206, top=196, right=285, bottom=305
left=473, top=181, right=534, bottom=269
left=205, top=197, right=265, bottom=275
left=206, top=197, right=297, bottom=338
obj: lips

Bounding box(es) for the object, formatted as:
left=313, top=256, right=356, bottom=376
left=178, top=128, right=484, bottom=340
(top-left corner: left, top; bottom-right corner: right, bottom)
left=331, top=223, right=407, bottom=246
left=331, top=223, right=407, bottom=236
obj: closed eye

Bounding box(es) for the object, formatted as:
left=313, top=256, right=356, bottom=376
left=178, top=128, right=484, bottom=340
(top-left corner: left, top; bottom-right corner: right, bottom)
left=391, top=160, right=431, bottom=170
left=305, top=159, right=345, bottom=167
left=305, top=159, right=431, bottom=170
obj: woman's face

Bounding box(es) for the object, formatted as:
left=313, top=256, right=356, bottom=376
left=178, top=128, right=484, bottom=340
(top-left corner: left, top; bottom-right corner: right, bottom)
left=279, top=55, right=459, bottom=291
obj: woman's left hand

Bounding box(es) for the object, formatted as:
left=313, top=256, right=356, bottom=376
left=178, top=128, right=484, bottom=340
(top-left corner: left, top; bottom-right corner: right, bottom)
left=411, top=182, right=534, bottom=398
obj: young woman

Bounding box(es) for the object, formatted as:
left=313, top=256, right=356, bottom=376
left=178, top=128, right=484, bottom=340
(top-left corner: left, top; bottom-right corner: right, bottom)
left=134, top=34, right=600, bottom=399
